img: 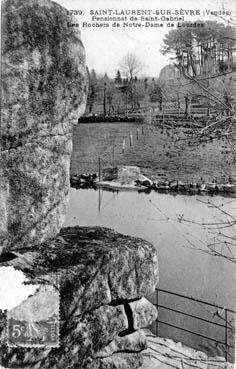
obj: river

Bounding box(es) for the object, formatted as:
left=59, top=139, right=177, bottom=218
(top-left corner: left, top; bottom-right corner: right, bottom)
left=64, top=188, right=236, bottom=359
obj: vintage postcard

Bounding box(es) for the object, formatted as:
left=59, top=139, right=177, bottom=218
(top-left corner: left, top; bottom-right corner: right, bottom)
left=0, top=0, right=236, bottom=368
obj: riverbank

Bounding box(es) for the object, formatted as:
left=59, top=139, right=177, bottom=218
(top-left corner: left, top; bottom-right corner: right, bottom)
left=70, top=122, right=236, bottom=185
left=70, top=167, right=236, bottom=197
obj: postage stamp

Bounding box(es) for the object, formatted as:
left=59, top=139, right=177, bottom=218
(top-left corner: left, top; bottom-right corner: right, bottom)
left=7, top=283, right=60, bottom=348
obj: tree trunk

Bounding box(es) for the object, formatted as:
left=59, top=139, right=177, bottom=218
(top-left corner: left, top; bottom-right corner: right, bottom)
left=103, top=84, right=107, bottom=117
left=184, top=96, right=190, bottom=118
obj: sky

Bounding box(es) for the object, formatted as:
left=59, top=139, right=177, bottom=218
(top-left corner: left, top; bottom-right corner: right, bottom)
left=0, top=267, right=39, bottom=310
left=55, top=0, right=236, bottom=78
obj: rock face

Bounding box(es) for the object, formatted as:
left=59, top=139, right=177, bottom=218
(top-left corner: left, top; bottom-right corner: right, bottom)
left=0, top=1, right=159, bottom=368
left=0, top=226, right=159, bottom=369
left=129, top=298, right=158, bottom=330
left=141, top=330, right=234, bottom=369
left=0, top=0, right=88, bottom=252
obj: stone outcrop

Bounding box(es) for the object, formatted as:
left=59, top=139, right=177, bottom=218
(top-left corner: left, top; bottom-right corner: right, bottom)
left=0, top=226, right=159, bottom=369
left=141, top=330, right=234, bottom=369
left=0, top=0, right=88, bottom=252
left=129, top=298, right=158, bottom=330
left=100, top=165, right=153, bottom=191
left=95, top=330, right=147, bottom=359
left=0, top=1, right=159, bottom=368
left=102, top=166, right=152, bottom=186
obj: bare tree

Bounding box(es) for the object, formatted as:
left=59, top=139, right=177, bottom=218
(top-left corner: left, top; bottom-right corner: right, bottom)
left=159, top=21, right=236, bottom=142
left=119, top=53, right=144, bottom=112
left=177, top=199, right=236, bottom=264
left=119, top=53, right=143, bottom=81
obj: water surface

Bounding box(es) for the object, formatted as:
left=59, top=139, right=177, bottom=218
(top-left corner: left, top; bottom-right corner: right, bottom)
left=64, top=188, right=236, bottom=358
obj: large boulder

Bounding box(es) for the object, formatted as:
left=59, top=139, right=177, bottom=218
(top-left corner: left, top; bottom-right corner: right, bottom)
left=95, top=331, right=147, bottom=359
left=0, top=0, right=88, bottom=252
left=101, top=165, right=153, bottom=189
left=129, top=298, right=158, bottom=330
left=8, top=226, right=159, bottom=316
left=95, top=353, right=144, bottom=369
left=0, top=2, right=159, bottom=369
left=0, top=226, right=159, bottom=369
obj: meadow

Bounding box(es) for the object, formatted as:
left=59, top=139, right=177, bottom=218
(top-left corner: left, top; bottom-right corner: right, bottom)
left=70, top=122, right=236, bottom=184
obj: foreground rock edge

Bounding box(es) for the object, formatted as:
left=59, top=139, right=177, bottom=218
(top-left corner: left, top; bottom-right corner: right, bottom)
left=141, top=329, right=234, bottom=369
left=0, top=225, right=159, bottom=369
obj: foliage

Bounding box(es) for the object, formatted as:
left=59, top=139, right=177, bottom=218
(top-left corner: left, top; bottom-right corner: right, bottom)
left=115, top=70, right=122, bottom=85
left=85, top=53, right=150, bottom=115
left=161, top=21, right=236, bottom=76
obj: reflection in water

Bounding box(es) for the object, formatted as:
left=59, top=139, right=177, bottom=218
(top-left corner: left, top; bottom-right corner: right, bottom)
left=64, top=188, right=236, bottom=358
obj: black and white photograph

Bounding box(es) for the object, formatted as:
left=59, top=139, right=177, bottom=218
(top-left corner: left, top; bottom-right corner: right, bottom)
left=0, top=0, right=236, bottom=368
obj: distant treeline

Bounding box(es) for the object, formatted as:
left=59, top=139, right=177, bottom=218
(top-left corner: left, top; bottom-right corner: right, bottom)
left=85, top=21, right=236, bottom=120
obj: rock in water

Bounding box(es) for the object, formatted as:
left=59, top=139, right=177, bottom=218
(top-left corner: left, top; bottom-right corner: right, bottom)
left=0, top=0, right=88, bottom=251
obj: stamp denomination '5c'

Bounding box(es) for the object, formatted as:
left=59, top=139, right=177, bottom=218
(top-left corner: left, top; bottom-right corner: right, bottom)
left=7, top=284, right=60, bottom=348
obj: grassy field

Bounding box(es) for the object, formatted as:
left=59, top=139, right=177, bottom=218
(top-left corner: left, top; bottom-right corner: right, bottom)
left=71, top=122, right=236, bottom=184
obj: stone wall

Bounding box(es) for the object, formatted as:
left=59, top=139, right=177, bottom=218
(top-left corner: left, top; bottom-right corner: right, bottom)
left=1, top=0, right=88, bottom=252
